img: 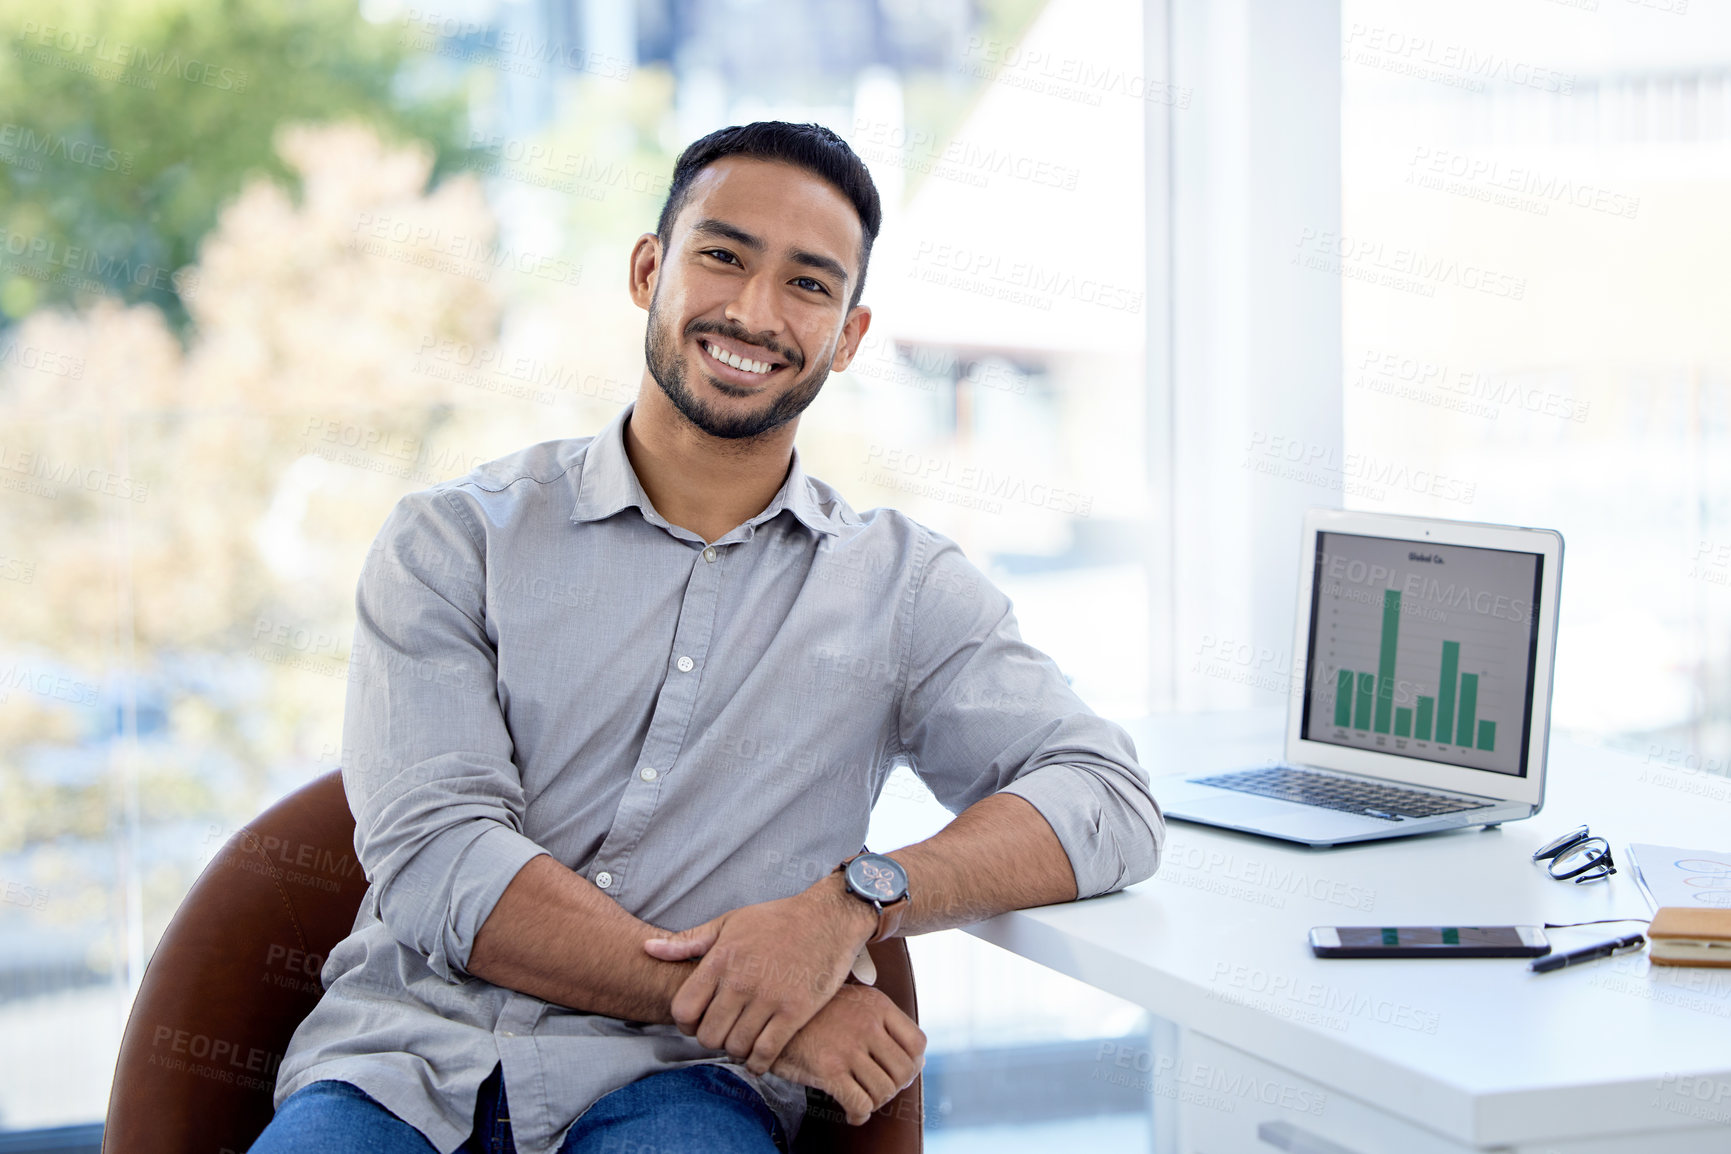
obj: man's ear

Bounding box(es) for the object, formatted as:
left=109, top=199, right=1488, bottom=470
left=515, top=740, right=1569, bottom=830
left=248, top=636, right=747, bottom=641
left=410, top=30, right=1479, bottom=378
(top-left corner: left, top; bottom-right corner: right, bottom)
left=828, top=305, right=873, bottom=373
left=628, top=233, right=662, bottom=311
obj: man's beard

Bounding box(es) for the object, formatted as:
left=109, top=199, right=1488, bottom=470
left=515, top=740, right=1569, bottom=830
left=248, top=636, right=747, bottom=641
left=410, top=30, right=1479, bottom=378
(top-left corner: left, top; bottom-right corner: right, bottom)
left=644, top=293, right=830, bottom=441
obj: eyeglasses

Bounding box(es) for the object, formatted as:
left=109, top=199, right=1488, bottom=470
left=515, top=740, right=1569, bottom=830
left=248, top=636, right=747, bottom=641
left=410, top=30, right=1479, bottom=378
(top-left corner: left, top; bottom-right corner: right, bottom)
left=1533, top=825, right=1617, bottom=884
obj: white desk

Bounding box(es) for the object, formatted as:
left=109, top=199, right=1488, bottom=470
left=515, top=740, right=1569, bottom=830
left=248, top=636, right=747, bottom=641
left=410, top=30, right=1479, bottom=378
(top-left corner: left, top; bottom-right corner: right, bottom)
left=962, top=710, right=1731, bottom=1154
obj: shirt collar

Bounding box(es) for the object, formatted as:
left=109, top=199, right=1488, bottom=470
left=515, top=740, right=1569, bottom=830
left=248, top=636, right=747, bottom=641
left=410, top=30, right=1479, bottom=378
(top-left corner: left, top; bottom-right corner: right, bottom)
left=571, top=403, right=844, bottom=538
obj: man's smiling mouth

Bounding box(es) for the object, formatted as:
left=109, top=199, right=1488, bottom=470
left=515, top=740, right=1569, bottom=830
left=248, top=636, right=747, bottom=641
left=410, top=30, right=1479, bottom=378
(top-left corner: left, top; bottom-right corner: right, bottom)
left=699, top=337, right=783, bottom=376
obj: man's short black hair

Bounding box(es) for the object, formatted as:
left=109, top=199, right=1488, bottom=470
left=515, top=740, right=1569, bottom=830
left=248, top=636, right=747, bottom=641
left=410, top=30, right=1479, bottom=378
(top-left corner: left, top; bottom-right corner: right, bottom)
left=655, top=121, right=882, bottom=309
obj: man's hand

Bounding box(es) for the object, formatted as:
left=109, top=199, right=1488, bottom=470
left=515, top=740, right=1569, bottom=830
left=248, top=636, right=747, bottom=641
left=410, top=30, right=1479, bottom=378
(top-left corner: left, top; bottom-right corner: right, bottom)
left=771, top=981, right=925, bottom=1126
left=643, top=871, right=877, bottom=1073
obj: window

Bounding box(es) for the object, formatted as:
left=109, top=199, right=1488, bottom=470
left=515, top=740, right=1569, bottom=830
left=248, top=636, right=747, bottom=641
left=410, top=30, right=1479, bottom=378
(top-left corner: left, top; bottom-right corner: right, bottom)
left=0, top=0, right=1158, bottom=1142
left=1340, top=0, right=1731, bottom=765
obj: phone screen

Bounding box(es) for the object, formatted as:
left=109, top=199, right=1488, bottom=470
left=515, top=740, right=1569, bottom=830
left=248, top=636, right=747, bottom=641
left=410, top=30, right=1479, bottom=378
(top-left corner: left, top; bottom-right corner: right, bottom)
left=1336, top=926, right=1526, bottom=948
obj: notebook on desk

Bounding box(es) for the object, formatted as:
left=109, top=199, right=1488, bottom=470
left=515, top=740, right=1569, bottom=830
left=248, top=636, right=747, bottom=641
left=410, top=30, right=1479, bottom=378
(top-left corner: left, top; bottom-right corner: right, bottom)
left=1159, top=508, right=1564, bottom=847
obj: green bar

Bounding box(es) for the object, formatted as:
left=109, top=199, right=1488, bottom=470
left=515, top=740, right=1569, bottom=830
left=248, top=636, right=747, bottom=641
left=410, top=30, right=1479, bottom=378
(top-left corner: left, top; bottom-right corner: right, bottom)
left=1394, top=707, right=1412, bottom=738
left=1457, top=673, right=1479, bottom=746
left=1442, top=928, right=1460, bottom=945
left=1382, top=927, right=1399, bottom=947
left=1416, top=697, right=1434, bottom=741
left=1437, top=642, right=1460, bottom=743
left=1374, top=589, right=1401, bottom=734
left=1335, top=669, right=1354, bottom=727
left=1354, top=672, right=1375, bottom=730
left=1478, top=720, right=1496, bottom=752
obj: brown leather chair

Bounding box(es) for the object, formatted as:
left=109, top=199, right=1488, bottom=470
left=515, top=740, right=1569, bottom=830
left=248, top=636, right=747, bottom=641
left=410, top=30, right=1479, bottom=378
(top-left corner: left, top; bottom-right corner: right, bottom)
left=104, top=770, right=922, bottom=1154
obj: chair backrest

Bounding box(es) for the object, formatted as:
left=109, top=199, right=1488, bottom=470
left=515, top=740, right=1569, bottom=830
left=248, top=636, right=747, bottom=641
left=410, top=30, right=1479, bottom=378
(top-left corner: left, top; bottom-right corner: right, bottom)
left=103, top=771, right=370, bottom=1154
left=104, top=770, right=921, bottom=1153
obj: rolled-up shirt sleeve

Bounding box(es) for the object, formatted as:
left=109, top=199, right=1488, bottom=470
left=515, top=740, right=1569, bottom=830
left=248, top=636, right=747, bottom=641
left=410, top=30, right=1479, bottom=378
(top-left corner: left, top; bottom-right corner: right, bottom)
left=896, top=531, right=1163, bottom=898
left=342, top=487, right=548, bottom=981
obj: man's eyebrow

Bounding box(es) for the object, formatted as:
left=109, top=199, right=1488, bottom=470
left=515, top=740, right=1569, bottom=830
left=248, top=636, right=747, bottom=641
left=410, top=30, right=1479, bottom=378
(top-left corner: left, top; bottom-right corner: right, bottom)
left=690, top=218, right=764, bottom=251
left=789, top=248, right=849, bottom=289
left=690, top=217, right=850, bottom=290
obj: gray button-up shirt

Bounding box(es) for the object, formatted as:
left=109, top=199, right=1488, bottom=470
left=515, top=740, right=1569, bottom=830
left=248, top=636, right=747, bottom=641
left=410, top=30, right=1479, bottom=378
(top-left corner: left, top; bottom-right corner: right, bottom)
left=274, top=403, right=1163, bottom=1154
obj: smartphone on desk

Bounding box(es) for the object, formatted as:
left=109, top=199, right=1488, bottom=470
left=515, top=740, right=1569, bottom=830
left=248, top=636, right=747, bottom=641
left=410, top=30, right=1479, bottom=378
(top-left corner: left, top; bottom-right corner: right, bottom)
left=1310, top=925, right=1550, bottom=958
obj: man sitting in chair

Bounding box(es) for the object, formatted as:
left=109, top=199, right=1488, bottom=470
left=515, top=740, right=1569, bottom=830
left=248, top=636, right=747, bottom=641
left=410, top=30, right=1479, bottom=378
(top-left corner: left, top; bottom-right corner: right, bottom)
left=255, top=121, right=1163, bottom=1154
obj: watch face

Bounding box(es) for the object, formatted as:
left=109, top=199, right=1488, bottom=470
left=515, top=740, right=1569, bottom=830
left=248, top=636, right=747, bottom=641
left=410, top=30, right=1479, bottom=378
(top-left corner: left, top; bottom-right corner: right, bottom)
left=846, top=853, right=908, bottom=903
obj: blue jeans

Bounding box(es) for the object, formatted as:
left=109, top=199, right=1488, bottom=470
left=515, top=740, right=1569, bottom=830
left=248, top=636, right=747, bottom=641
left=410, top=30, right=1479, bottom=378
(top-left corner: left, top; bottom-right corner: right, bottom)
left=250, top=1063, right=785, bottom=1153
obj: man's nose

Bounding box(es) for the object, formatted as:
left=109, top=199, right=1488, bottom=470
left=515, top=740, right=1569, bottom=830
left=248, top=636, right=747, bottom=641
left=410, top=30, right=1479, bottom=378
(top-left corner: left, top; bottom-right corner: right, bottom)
left=723, top=270, right=784, bottom=342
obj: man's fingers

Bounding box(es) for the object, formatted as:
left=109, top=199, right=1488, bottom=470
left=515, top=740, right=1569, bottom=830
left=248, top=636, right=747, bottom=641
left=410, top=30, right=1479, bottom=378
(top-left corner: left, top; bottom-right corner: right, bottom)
left=668, top=966, right=719, bottom=1035
left=744, top=1014, right=800, bottom=1076
left=723, top=1000, right=777, bottom=1065
left=850, top=1053, right=899, bottom=1115
left=694, top=976, right=751, bottom=1051
left=642, top=916, right=724, bottom=962
left=880, top=1007, right=927, bottom=1066
left=867, top=1025, right=919, bottom=1092
left=830, top=1076, right=873, bottom=1127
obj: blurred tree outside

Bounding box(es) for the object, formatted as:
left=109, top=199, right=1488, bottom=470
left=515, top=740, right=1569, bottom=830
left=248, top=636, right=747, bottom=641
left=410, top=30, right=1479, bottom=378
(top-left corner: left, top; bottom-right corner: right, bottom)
left=0, top=120, right=503, bottom=969
left=0, top=0, right=475, bottom=330
left=0, top=0, right=491, bottom=995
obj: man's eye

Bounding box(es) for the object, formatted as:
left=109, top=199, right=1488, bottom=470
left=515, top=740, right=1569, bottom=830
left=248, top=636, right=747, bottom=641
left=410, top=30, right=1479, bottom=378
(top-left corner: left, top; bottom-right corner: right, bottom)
left=794, top=277, right=828, bottom=294
left=703, top=249, right=739, bottom=265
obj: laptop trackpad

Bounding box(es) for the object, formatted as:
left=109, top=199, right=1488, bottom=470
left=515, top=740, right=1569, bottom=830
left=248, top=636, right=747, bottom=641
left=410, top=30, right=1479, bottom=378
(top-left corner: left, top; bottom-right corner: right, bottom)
left=1164, top=792, right=1308, bottom=824
left=1162, top=789, right=1405, bottom=843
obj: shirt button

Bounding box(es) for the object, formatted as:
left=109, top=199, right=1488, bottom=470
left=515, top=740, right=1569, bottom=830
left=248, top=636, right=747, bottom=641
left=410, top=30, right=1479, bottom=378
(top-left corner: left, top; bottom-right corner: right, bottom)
left=595, top=871, right=613, bottom=890
left=639, top=766, right=658, bottom=782
left=676, top=655, right=694, bottom=673
left=703, top=547, right=717, bottom=563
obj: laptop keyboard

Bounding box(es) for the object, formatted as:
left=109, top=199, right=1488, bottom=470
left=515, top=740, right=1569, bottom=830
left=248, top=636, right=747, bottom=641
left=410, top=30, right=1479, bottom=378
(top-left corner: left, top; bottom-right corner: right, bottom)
left=1192, top=766, right=1493, bottom=821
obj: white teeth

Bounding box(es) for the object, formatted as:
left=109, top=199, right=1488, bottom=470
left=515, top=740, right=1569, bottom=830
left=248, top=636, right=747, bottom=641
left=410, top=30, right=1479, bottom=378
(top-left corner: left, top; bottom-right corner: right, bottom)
left=706, top=340, right=772, bottom=374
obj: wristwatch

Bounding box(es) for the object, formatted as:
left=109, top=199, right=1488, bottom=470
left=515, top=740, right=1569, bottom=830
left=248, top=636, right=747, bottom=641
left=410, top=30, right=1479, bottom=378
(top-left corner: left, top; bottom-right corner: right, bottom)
left=837, top=851, right=911, bottom=943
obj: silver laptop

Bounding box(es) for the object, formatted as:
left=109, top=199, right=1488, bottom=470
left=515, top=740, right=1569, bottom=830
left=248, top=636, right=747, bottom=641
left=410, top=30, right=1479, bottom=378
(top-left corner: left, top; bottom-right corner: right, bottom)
left=1158, top=509, right=1564, bottom=847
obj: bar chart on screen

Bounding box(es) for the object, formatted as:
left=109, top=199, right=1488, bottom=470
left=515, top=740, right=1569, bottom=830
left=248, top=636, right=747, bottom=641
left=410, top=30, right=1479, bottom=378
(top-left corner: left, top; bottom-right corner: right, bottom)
left=1304, top=533, right=1541, bottom=776
left=1330, top=591, right=1500, bottom=747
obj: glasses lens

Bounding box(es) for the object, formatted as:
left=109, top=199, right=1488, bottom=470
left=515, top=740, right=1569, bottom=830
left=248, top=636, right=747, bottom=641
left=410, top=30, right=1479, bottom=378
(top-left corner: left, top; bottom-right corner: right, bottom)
left=1551, top=838, right=1612, bottom=881
left=1534, top=825, right=1590, bottom=863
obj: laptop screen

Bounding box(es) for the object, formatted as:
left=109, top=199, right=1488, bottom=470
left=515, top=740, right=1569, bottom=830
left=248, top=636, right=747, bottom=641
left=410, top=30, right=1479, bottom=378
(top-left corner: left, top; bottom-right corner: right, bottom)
left=1300, top=530, right=1545, bottom=777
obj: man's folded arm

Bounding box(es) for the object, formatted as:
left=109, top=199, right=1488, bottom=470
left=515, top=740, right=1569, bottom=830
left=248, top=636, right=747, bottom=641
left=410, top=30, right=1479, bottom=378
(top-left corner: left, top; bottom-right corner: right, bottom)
left=344, top=488, right=691, bottom=1017
left=469, top=854, right=696, bottom=1021
left=890, top=532, right=1165, bottom=929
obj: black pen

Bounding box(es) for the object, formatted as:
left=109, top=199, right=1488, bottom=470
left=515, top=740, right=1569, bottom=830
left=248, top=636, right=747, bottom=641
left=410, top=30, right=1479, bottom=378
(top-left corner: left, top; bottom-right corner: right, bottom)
left=1530, top=933, right=1646, bottom=974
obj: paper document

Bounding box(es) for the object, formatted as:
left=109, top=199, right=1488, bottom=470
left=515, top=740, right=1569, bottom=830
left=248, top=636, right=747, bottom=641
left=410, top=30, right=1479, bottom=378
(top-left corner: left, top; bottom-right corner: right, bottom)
left=1627, top=844, right=1731, bottom=912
